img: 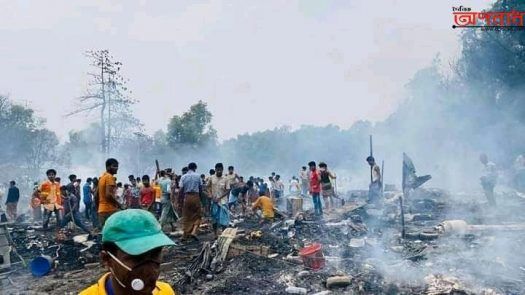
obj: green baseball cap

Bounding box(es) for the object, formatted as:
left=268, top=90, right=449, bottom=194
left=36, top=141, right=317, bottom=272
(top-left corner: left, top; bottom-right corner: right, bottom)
left=102, top=209, right=176, bottom=255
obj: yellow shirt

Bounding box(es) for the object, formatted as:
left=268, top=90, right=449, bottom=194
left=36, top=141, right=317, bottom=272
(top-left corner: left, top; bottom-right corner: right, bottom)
left=79, top=272, right=175, bottom=295
left=252, top=196, right=274, bottom=219
left=154, top=184, right=161, bottom=202
left=98, top=172, right=118, bottom=213
left=39, top=180, right=62, bottom=211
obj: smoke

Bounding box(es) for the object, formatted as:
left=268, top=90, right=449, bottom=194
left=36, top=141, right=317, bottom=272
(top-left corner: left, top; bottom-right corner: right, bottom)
left=319, top=53, right=525, bottom=293
left=356, top=190, right=525, bottom=293
left=44, top=50, right=522, bottom=198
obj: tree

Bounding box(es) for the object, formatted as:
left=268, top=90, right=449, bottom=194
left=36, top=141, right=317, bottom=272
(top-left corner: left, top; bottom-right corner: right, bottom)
left=68, top=50, right=139, bottom=155
left=166, top=100, right=217, bottom=148
left=0, top=97, right=35, bottom=163
left=63, top=123, right=103, bottom=164
left=26, top=129, right=60, bottom=178
left=0, top=95, right=62, bottom=181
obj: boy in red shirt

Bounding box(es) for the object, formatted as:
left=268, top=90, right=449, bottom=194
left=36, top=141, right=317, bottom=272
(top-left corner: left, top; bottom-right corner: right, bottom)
left=308, top=161, right=322, bottom=216
left=140, top=175, right=155, bottom=213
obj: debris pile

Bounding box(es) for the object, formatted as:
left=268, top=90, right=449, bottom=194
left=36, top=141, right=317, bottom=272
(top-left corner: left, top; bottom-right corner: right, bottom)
left=8, top=225, right=100, bottom=272
left=169, top=189, right=525, bottom=294
left=4, top=187, right=525, bottom=294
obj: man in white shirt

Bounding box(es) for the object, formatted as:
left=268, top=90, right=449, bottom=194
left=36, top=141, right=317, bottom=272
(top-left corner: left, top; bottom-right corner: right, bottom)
left=289, top=176, right=300, bottom=196
left=227, top=166, right=239, bottom=187
left=299, top=166, right=309, bottom=197
left=366, top=156, right=382, bottom=204
left=274, top=175, right=284, bottom=199
left=207, top=163, right=231, bottom=237
left=115, top=182, right=124, bottom=206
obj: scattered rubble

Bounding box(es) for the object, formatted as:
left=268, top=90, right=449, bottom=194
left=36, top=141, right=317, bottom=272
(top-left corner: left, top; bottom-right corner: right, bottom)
left=2, top=188, right=525, bottom=294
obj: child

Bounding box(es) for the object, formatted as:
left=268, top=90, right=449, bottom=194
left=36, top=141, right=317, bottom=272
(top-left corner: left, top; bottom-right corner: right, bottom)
left=31, top=183, right=42, bottom=223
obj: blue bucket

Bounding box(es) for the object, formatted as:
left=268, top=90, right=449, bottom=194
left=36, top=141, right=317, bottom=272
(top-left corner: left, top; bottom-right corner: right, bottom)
left=30, top=255, right=54, bottom=277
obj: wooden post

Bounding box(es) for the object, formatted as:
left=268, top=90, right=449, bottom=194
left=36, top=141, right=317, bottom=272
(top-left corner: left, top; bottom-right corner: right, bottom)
left=369, top=135, right=373, bottom=184
left=381, top=160, right=385, bottom=196
left=399, top=196, right=405, bottom=239
left=155, top=159, right=160, bottom=180
left=369, top=135, right=373, bottom=158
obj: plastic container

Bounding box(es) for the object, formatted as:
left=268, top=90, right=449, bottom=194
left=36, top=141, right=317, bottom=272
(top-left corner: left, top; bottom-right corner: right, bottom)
left=285, top=286, right=307, bottom=294
left=30, top=255, right=54, bottom=277
left=299, top=243, right=325, bottom=270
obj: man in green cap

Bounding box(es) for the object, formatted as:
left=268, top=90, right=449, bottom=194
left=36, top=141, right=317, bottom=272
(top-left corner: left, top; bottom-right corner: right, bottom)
left=80, top=209, right=176, bottom=295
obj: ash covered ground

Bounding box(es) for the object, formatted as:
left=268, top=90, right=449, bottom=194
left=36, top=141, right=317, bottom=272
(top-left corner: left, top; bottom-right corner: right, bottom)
left=2, top=188, right=525, bottom=295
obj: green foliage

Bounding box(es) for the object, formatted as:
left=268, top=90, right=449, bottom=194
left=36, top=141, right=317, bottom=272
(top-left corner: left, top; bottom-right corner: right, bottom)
left=0, top=98, right=35, bottom=164
left=27, top=128, right=61, bottom=172
left=0, top=96, right=61, bottom=179
left=63, top=123, right=103, bottom=164
left=167, top=100, right=217, bottom=148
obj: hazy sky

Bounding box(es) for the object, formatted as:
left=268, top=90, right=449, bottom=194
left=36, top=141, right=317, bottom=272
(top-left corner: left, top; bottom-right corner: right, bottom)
left=0, top=0, right=492, bottom=142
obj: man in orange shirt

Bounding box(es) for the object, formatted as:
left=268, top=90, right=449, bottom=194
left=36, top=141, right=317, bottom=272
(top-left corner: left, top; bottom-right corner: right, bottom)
left=252, top=191, right=275, bottom=225
left=39, top=169, right=62, bottom=230
left=98, top=158, right=121, bottom=228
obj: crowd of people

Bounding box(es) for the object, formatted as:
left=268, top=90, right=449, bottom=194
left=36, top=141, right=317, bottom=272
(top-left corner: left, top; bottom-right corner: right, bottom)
left=3, top=153, right=525, bottom=232
left=1, top=158, right=341, bottom=240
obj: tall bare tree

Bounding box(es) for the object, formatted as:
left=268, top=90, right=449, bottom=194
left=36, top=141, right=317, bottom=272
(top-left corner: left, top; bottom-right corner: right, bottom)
left=68, top=50, right=137, bottom=155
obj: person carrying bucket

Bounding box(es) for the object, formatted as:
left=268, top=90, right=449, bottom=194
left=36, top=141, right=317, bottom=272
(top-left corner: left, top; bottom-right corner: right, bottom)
left=80, top=209, right=176, bottom=295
